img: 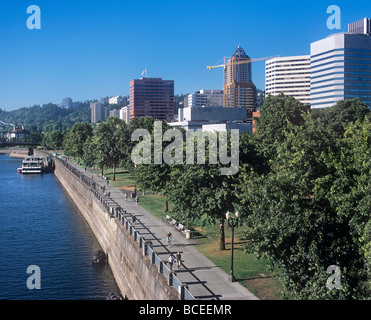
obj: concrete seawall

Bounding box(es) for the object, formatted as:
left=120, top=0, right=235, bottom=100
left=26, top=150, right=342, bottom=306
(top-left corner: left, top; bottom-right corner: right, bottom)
left=8, top=148, right=31, bottom=158
left=51, top=157, right=179, bottom=300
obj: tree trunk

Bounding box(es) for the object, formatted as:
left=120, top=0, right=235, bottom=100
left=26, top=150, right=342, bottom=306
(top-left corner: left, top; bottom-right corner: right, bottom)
left=113, top=164, right=116, bottom=181
left=164, top=194, right=169, bottom=212
left=219, top=217, right=226, bottom=250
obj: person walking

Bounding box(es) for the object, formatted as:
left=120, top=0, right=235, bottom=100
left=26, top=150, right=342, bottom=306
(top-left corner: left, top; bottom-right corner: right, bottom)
left=175, top=251, right=182, bottom=270
left=166, top=232, right=173, bottom=246
left=168, top=255, right=174, bottom=271
left=124, top=193, right=128, bottom=201
left=135, top=196, right=139, bottom=206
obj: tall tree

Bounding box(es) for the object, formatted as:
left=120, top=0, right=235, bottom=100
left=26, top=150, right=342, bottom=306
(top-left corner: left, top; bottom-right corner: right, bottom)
left=63, top=122, right=93, bottom=158
left=94, top=117, right=127, bottom=180
left=132, top=118, right=173, bottom=211
left=41, top=130, right=64, bottom=150
left=166, top=131, right=240, bottom=250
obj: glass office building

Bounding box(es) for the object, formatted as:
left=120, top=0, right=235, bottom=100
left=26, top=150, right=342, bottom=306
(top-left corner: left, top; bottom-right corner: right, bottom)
left=128, top=78, right=174, bottom=122
left=310, top=32, right=371, bottom=109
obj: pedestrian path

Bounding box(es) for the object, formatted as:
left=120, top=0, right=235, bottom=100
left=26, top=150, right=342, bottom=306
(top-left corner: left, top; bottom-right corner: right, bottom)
left=69, top=162, right=258, bottom=300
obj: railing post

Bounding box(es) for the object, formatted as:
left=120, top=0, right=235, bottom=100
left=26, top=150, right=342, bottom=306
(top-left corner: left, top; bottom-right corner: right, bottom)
left=168, top=271, right=174, bottom=287
left=143, top=240, right=152, bottom=256
left=158, top=259, right=163, bottom=274
left=180, top=284, right=187, bottom=300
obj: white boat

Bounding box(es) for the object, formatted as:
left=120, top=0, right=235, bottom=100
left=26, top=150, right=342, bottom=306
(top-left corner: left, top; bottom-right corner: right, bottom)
left=20, top=155, right=45, bottom=174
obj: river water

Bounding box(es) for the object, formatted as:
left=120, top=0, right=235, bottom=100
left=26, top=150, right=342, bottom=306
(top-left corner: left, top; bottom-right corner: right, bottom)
left=0, top=154, right=120, bottom=300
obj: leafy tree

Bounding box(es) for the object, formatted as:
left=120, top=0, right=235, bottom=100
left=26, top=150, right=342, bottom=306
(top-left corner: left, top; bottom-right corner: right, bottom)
left=255, top=93, right=309, bottom=161
left=63, top=122, right=93, bottom=158
left=237, top=111, right=370, bottom=299
left=311, top=98, right=370, bottom=138
left=94, top=117, right=127, bottom=180
left=166, top=131, right=240, bottom=250
left=328, top=118, right=371, bottom=295
left=132, top=118, right=173, bottom=210
left=82, top=136, right=98, bottom=169
left=41, top=130, right=64, bottom=150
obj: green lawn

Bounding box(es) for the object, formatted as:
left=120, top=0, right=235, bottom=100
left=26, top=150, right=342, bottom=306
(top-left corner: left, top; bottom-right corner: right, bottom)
left=193, top=223, right=284, bottom=300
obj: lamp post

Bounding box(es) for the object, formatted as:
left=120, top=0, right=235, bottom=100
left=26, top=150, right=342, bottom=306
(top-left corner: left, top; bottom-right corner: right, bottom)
left=226, top=211, right=239, bottom=282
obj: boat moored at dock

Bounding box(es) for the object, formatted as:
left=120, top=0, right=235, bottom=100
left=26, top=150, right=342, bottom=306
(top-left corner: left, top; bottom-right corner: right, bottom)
left=19, top=155, right=45, bottom=174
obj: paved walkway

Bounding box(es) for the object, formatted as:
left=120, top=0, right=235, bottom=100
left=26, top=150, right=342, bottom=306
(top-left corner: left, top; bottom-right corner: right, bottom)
left=68, top=162, right=258, bottom=300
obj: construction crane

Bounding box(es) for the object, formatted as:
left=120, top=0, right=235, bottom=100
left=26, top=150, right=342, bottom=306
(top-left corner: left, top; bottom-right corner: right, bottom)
left=207, top=55, right=280, bottom=71
left=207, top=55, right=280, bottom=86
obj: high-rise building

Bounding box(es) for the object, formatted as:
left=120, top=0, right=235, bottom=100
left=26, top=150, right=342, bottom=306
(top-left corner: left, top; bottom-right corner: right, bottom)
left=310, top=26, right=371, bottom=109
left=61, top=97, right=73, bottom=108
left=109, top=109, right=120, bottom=118
left=120, top=106, right=129, bottom=124
left=265, top=55, right=311, bottom=105
left=188, top=89, right=224, bottom=108
left=91, top=102, right=108, bottom=123
left=128, top=77, right=174, bottom=122
left=223, top=45, right=257, bottom=122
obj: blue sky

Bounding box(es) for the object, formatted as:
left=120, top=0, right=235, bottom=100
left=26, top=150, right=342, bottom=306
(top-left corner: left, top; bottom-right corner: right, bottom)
left=0, top=0, right=370, bottom=110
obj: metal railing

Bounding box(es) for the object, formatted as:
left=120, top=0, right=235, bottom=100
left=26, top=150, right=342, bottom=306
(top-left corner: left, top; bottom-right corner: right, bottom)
left=45, top=152, right=195, bottom=300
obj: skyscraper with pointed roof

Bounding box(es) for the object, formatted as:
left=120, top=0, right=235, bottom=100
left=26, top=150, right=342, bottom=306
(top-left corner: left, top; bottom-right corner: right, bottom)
left=223, top=45, right=257, bottom=122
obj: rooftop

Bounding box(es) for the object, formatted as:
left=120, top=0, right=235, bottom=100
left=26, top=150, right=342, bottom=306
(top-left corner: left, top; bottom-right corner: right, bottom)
left=232, top=45, right=250, bottom=59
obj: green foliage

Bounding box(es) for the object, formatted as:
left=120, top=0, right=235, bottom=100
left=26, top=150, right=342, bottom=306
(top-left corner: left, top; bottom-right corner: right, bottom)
left=41, top=130, right=64, bottom=149
left=311, top=98, right=370, bottom=138
left=0, top=103, right=91, bottom=133
left=63, top=122, right=93, bottom=158
left=255, top=93, right=309, bottom=160
left=237, top=98, right=370, bottom=299
left=93, top=117, right=128, bottom=180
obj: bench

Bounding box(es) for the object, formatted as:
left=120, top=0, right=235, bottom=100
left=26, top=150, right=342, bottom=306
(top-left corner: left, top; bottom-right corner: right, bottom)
left=176, top=224, right=193, bottom=239
left=175, top=223, right=184, bottom=232
left=169, top=219, right=177, bottom=227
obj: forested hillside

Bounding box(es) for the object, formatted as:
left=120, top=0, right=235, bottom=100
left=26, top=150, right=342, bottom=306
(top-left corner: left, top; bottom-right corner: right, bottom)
left=0, top=102, right=91, bottom=132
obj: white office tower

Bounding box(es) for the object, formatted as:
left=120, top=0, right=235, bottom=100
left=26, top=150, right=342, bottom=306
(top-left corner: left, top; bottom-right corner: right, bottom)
left=188, top=90, right=224, bottom=108
left=120, top=106, right=129, bottom=124
left=310, top=31, right=371, bottom=109
left=265, top=56, right=311, bottom=105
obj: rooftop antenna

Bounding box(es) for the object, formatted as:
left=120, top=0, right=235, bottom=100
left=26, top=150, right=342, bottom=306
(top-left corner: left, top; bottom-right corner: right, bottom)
left=141, top=63, right=148, bottom=78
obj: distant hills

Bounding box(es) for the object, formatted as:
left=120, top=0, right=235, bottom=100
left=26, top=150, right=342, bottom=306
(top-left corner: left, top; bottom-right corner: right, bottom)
left=0, top=102, right=91, bottom=133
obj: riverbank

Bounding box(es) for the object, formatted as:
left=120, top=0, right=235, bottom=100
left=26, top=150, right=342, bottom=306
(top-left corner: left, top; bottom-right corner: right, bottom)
left=48, top=154, right=181, bottom=300
left=56, top=155, right=258, bottom=300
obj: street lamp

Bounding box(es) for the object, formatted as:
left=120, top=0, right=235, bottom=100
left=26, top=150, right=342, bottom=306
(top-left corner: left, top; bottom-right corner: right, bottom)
left=226, top=211, right=239, bottom=282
